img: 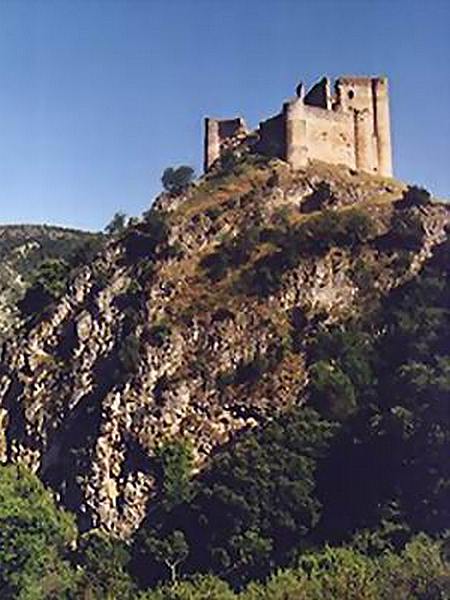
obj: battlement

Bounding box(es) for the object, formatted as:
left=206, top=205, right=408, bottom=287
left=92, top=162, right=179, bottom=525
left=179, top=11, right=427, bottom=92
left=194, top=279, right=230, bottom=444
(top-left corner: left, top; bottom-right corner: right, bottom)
left=204, top=75, right=393, bottom=177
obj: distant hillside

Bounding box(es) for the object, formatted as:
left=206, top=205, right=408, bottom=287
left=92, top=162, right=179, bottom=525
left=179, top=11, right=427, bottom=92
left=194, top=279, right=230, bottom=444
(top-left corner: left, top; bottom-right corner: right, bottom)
left=0, top=224, right=102, bottom=339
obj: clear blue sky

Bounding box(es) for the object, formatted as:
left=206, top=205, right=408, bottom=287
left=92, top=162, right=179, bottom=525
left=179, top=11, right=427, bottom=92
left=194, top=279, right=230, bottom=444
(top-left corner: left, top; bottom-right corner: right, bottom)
left=0, top=0, right=449, bottom=231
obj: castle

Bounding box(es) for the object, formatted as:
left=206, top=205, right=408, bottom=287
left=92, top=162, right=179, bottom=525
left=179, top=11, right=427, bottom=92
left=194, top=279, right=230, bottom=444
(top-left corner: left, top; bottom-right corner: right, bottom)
left=204, top=75, right=393, bottom=177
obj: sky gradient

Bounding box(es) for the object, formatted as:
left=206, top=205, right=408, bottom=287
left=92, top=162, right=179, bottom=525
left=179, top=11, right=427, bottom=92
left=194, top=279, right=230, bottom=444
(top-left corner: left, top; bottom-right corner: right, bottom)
left=0, top=0, right=449, bottom=231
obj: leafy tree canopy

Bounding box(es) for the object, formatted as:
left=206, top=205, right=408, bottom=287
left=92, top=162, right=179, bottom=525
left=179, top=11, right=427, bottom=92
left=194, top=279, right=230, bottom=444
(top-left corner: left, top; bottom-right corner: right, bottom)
left=0, top=464, right=78, bottom=599
left=161, top=166, right=195, bottom=195
left=105, top=211, right=128, bottom=236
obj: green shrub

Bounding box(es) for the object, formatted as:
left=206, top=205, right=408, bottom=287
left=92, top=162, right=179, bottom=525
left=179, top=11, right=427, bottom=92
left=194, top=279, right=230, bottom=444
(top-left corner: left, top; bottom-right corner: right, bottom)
left=298, top=546, right=379, bottom=600
left=239, top=209, right=376, bottom=297
left=75, top=530, right=136, bottom=599
left=243, top=537, right=449, bottom=599
left=123, top=211, right=169, bottom=263
left=147, top=322, right=171, bottom=347
left=17, top=258, right=71, bottom=318
left=155, top=439, right=194, bottom=510
left=350, top=257, right=377, bottom=293
left=379, top=534, right=450, bottom=599
left=296, top=208, right=376, bottom=254
left=140, top=574, right=237, bottom=600
left=0, top=465, right=78, bottom=599
left=105, top=211, right=128, bottom=236
left=396, top=186, right=431, bottom=209
left=388, top=210, right=425, bottom=250
left=220, top=150, right=241, bottom=176
left=202, top=228, right=261, bottom=282
left=309, top=361, right=358, bottom=421
left=243, top=569, right=317, bottom=600
left=162, top=166, right=195, bottom=195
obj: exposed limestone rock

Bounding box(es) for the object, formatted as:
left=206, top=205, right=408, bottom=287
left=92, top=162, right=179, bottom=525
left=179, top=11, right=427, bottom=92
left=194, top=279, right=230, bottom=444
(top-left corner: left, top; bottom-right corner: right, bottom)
left=0, top=161, right=449, bottom=538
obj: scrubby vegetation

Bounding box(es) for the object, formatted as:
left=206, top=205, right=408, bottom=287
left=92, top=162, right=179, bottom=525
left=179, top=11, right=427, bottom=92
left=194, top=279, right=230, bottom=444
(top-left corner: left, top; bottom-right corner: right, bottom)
left=1, top=238, right=448, bottom=597
left=233, top=207, right=377, bottom=296
left=162, top=166, right=195, bottom=195
left=122, top=210, right=169, bottom=263
left=105, top=211, right=129, bottom=236
left=16, top=234, right=104, bottom=320
left=1, top=158, right=448, bottom=598
left=0, top=225, right=103, bottom=335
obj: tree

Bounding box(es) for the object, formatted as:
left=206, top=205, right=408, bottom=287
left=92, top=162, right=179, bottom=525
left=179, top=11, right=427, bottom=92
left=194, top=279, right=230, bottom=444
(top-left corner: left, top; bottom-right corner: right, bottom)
left=155, top=440, right=194, bottom=511
left=396, top=185, right=431, bottom=209
left=161, top=166, right=195, bottom=195
left=314, top=243, right=450, bottom=544
left=139, top=574, right=236, bottom=600
left=144, top=530, right=189, bottom=583
left=186, top=408, right=335, bottom=584
left=123, top=211, right=169, bottom=263
left=18, top=258, right=70, bottom=317
left=75, top=530, right=135, bottom=599
left=0, top=464, right=79, bottom=599
left=309, top=361, right=357, bottom=421
left=105, top=211, right=128, bottom=236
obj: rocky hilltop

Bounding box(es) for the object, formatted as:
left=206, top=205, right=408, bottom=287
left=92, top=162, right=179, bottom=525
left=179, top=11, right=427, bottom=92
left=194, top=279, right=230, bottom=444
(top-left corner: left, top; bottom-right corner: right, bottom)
left=0, top=156, right=448, bottom=538
left=0, top=224, right=100, bottom=340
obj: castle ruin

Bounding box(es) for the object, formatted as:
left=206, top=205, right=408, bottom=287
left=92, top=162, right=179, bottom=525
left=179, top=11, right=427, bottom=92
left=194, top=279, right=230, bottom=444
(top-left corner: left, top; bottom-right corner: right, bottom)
left=204, top=76, right=393, bottom=177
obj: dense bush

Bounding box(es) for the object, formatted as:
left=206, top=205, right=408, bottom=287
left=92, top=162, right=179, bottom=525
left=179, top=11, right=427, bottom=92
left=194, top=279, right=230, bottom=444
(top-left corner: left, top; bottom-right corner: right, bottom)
left=17, top=258, right=70, bottom=317
left=135, top=408, right=335, bottom=587
left=390, top=210, right=425, bottom=250
left=75, top=530, right=136, bottom=598
left=162, top=166, right=195, bottom=195
left=123, top=211, right=169, bottom=263
left=105, top=211, right=128, bottom=235
left=395, top=185, right=431, bottom=209
left=0, top=465, right=78, bottom=599
left=139, top=536, right=449, bottom=599
left=119, top=332, right=141, bottom=373
left=309, top=361, right=357, bottom=421
left=140, top=574, right=237, bottom=599
left=201, top=227, right=261, bottom=282
left=219, top=150, right=240, bottom=176
left=146, top=321, right=172, bottom=347
left=296, top=208, right=376, bottom=254
left=17, top=234, right=105, bottom=319
left=242, top=536, right=449, bottom=600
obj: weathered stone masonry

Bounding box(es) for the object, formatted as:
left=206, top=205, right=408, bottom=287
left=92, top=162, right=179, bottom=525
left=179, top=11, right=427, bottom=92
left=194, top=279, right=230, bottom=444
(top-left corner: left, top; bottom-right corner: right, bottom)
left=204, top=76, right=393, bottom=177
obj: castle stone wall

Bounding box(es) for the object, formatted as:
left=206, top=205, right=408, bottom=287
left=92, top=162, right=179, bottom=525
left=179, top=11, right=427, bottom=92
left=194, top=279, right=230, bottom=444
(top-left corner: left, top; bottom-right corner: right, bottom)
left=256, top=113, right=285, bottom=159
left=303, top=105, right=355, bottom=169
left=204, top=75, right=393, bottom=177
left=204, top=117, right=247, bottom=171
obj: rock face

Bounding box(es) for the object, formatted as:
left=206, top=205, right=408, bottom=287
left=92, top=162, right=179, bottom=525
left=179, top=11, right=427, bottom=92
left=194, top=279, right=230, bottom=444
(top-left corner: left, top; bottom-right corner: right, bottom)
left=0, top=158, right=449, bottom=538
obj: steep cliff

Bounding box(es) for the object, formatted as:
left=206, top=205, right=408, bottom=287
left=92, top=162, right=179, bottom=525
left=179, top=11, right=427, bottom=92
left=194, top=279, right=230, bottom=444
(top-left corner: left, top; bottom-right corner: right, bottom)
left=0, top=156, right=448, bottom=537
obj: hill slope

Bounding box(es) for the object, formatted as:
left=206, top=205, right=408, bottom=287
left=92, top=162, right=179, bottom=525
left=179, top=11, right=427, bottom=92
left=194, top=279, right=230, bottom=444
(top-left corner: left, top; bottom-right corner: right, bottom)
left=0, top=224, right=101, bottom=339
left=0, top=156, right=448, bottom=537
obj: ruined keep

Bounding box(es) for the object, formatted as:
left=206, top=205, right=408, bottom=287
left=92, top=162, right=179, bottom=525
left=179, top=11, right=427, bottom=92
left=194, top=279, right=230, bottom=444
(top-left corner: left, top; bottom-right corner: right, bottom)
left=204, top=76, right=393, bottom=177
